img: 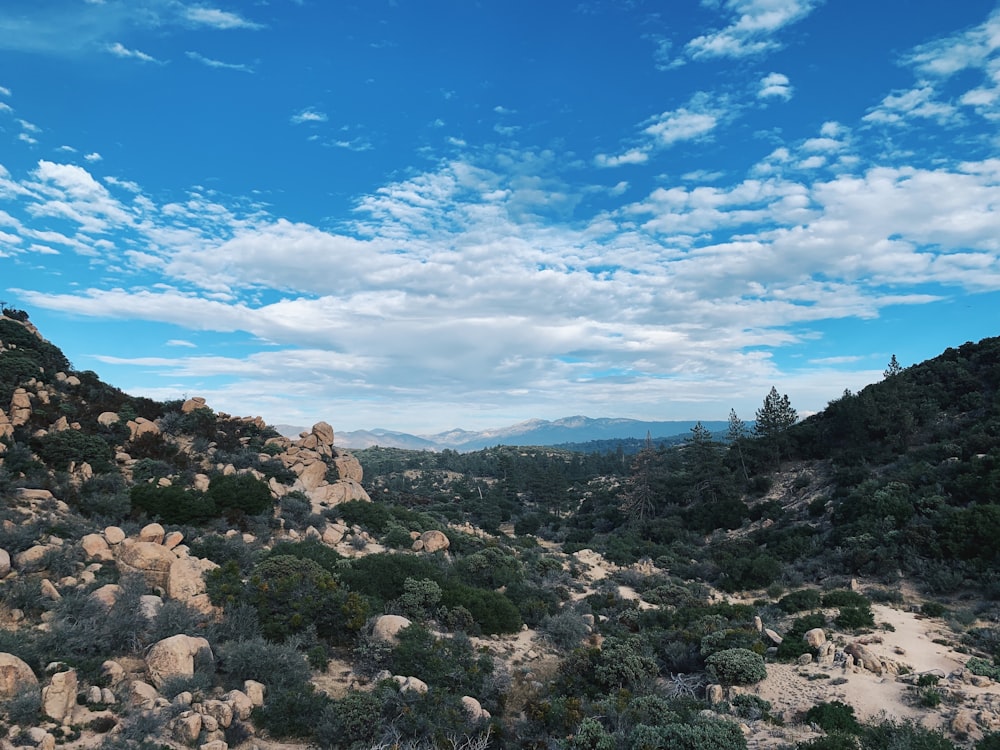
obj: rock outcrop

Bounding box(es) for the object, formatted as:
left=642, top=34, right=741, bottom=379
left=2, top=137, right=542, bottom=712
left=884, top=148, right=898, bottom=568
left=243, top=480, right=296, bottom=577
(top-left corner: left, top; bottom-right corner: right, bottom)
left=0, top=653, right=39, bottom=698
left=145, top=635, right=213, bottom=688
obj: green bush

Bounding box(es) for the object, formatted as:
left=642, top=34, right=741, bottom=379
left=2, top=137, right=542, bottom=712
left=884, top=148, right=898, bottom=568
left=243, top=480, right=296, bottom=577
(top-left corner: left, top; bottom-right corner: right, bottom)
left=336, top=499, right=392, bottom=533
left=804, top=701, right=861, bottom=734
left=821, top=590, right=869, bottom=608
left=835, top=606, right=875, bottom=630
left=778, top=589, right=822, bottom=613
left=315, top=690, right=383, bottom=748
left=216, top=638, right=312, bottom=691
left=541, top=609, right=591, bottom=650
left=130, top=484, right=215, bottom=525
left=777, top=613, right=827, bottom=660
left=921, top=601, right=948, bottom=618
left=440, top=582, right=522, bottom=634
left=966, top=657, right=1000, bottom=680
left=33, top=430, right=113, bottom=472
left=207, top=474, right=274, bottom=517
left=705, top=648, right=767, bottom=686
left=656, top=719, right=748, bottom=750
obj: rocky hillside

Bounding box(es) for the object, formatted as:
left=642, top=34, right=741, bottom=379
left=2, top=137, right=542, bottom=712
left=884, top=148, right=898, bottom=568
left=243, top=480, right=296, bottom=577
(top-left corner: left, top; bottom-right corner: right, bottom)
left=0, top=311, right=999, bottom=750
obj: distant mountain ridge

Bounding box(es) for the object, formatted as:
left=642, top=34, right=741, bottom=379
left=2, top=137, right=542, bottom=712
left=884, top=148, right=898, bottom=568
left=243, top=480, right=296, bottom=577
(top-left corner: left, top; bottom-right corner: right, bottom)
left=277, top=416, right=732, bottom=451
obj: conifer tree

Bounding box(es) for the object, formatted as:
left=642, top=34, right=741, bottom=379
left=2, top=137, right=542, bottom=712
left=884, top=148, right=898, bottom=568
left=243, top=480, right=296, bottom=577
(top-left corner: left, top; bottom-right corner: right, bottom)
left=754, top=387, right=797, bottom=465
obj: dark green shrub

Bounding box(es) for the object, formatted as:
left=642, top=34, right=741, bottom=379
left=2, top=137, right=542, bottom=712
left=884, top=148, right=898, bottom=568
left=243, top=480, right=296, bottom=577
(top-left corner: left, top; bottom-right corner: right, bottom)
left=706, top=648, right=767, bottom=686
left=315, top=690, right=383, bottom=748
left=804, top=701, right=861, bottom=734
left=2, top=686, right=41, bottom=726
left=130, top=484, right=215, bottom=525
left=921, top=601, right=947, bottom=618
left=33, top=430, right=113, bottom=472
left=821, top=590, right=869, bottom=608
left=797, top=735, right=859, bottom=750
left=730, top=694, right=773, bottom=721
left=389, top=625, right=495, bottom=699
left=268, top=538, right=343, bottom=573
left=381, top=521, right=413, bottom=549
left=861, top=718, right=956, bottom=749
left=440, top=582, right=522, bottom=634
left=254, top=684, right=330, bottom=739
left=76, top=473, right=131, bottom=519
left=835, top=606, right=875, bottom=630
left=452, top=545, right=524, bottom=588
left=977, top=733, right=1000, bottom=750
left=656, top=718, right=748, bottom=750
left=394, top=577, right=442, bottom=620
left=216, top=638, right=312, bottom=691
left=207, top=473, right=273, bottom=517
left=777, top=613, right=827, bottom=660
left=335, top=499, right=391, bottom=533
left=779, top=589, right=822, bottom=613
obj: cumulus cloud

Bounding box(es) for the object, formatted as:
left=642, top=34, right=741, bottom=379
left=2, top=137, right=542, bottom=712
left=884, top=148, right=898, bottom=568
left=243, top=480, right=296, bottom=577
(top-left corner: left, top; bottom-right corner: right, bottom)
left=84, top=152, right=102, bottom=162
left=759, top=72, right=792, bottom=100
left=863, top=85, right=959, bottom=126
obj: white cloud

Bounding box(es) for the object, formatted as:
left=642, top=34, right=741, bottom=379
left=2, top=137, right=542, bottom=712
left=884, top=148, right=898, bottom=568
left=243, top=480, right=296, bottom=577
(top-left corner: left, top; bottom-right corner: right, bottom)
left=107, top=42, right=157, bottom=63
left=183, top=6, right=263, bottom=30
left=0, top=103, right=11, bottom=114
left=594, top=149, right=649, bottom=168
left=291, top=108, right=328, bottom=124
left=18, top=133, right=37, bottom=145
left=18, top=119, right=39, bottom=133
left=905, top=9, right=1000, bottom=77
left=863, top=85, right=959, bottom=126
left=166, top=339, right=197, bottom=347
left=84, top=152, right=102, bottom=162
left=185, top=51, right=253, bottom=72
left=643, top=107, right=718, bottom=146
left=0, top=86, right=11, bottom=97
left=759, top=72, right=792, bottom=100
left=685, top=0, right=821, bottom=60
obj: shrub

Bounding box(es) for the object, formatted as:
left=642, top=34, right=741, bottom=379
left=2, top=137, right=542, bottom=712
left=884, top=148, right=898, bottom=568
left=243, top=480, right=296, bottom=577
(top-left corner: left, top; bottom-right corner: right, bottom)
left=336, top=499, right=392, bottom=533
left=835, top=606, right=875, bottom=630
left=216, top=638, right=312, bottom=691
left=821, top=590, right=869, bottom=608
left=656, top=719, right=748, bottom=750
left=440, top=583, right=522, bottom=634
left=730, top=694, right=773, bottom=721
left=2, top=686, right=41, bottom=726
left=921, top=601, right=948, bottom=618
left=778, top=589, right=822, bottom=613
left=705, top=648, right=767, bottom=686
left=254, top=684, right=330, bottom=739
left=861, top=718, right=956, bottom=749
left=395, top=577, right=442, bottom=620
left=777, top=613, right=827, bottom=660
left=130, top=484, right=215, bottom=525
left=966, top=657, right=1000, bottom=680
left=315, top=690, right=383, bottom=749
left=207, top=473, right=274, bottom=517
left=540, top=609, right=592, bottom=650
left=804, top=701, right=861, bottom=734
left=33, top=430, right=113, bottom=472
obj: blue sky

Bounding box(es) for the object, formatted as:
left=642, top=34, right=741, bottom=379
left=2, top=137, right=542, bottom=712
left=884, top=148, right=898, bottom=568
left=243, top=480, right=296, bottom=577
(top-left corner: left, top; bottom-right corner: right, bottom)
left=2, top=0, right=999, bottom=434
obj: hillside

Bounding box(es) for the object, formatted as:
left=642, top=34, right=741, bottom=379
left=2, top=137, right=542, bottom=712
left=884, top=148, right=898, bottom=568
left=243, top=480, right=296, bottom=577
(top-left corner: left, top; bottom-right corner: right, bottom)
left=0, top=309, right=999, bottom=750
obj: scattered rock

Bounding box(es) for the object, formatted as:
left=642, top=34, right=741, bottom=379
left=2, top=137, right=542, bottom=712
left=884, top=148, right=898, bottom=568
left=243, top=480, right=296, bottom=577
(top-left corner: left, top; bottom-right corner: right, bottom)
left=804, top=628, right=826, bottom=649
left=41, top=669, right=77, bottom=722
left=417, top=530, right=450, bottom=553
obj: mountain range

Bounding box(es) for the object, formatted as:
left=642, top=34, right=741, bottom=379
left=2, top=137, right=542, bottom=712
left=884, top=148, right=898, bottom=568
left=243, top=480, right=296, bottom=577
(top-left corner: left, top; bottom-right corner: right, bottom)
left=276, top=416, right=731, bottom=451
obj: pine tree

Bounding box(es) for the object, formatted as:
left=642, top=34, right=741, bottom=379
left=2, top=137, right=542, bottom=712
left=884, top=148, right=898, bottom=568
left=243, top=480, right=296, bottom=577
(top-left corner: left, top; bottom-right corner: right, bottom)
left=884, top=354, right=902, bottom=378
left=754, top=387, right=797, bottom=465
left=726, top=408, right=749, bottom=481
left=620, top=432, right=658, bottom=523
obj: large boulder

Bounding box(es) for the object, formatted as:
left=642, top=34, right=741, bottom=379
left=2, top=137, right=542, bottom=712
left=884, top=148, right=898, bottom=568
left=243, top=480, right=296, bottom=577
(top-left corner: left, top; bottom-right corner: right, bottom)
left=334, top=453, right=363, bottom=483
left=804, top=628, right=826, bottom=649
left=118, top=541, right=177, bottom=591
left=14, top=544, right=55, bottom=573
left=145, top=635, right=213, bottom=688
left=167, top=556, right=218, bottom=602
left=372, top=615, right=412, bottom=645
left=42, top=669, right=78, bottom=722
left=312, top=421, right=334, bottom=447
left=81, top=534, right=114, bottom=562
left=844, top=642, right=884, bottom=676
left=416, top=530, right=450, bottom=554
left=0, top=653, right=39, bottom=698
left=0, top=548, right=10, bottom=577
left=9, top=388, right=32, bottom=426
left=97, top=411, right=120, bottom=427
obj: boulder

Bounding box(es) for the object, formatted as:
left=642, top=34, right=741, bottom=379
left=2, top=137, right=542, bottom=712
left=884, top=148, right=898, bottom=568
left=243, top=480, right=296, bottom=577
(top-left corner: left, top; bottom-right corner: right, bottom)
left=128, top=680, right=159, bottom=709
left=312, top=421, right=334, bottom=447
left=104, top=526, right=126, bottom=545
left=706, top=684, right=725, bottom=704
left=41, top=669, right=78, bottom=722
left=764, top=628, right=783, bottom=645
left=804, top=628, right=826, bottom=649
left=81, top=534, right=114, bottom=562
left=201, top=698, right=234, bottom=728
left=181, top=397, right=207, bottom=413
left=372, top=615, right=412, bottom=645
left=128, top=418, right=159, bottom=440
left=118, top=541, right=176, bottom=590
left=243, top=680, right=265, bottom=707
left=90, top=584, right=121, bottom=609
left=163, top=531, right=184, bottom=550
left=0, top=548, right=10, bottom=577
left=0, top=653, right=39, bottom=698
left=139, top=523, right=166, bottom=544
left=417, top=530, right=450, bottom=553
left=295, top=459, right=329, bottom=491
left=9, top=388, right=32, bottom=426
left=461, top=695, right=486, bottom=722
left=101, top=660, right=126, bottom=686
left=97, top=412, right=120, bottom=427
left=844, top=643, right=883, bottom=676
left=394, top=675, right=428, bottom=694
left=172, top=712, right=203, bottom=744
left=14, top=544, right=54, bottom=573
left=167, top=556, right=218, bottom=602
left=952, top=709, right=982, bottom=739
left=145, top=635, right=213, bottom=688
left=334, top=453, right=363, bottom=482
left=222, top=689, right=254, bottom=720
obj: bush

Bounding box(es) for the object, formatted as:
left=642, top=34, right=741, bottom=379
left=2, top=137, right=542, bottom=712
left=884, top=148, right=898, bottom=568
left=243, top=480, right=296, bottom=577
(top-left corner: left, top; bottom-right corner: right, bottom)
left=540, top=609, right=592, bottom=650
left=821, top=590, right=869, bottom=608
left=777, top=613, right=826, bottom=660
left=33, top=430, right=113, bottom=472
left=966, top=657, right=1000, bottom=680
left=207, top=474, right=274, bottom=517
left=778, top=589, right=822, bottom=613
left=216, top=638, right=312, bottom=691
left=315, top=690, right=383, bottom=748
left=705, top=648, right=767, bottom=686
left=835, top=606, right=875, bottom=630
left=130, top=484, right=215, bottom=525
left=656, top=718, right=748, bottom=750
left=254, top=684, right=330, bottom=739
left=804, top=701, right=861, bottom=734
